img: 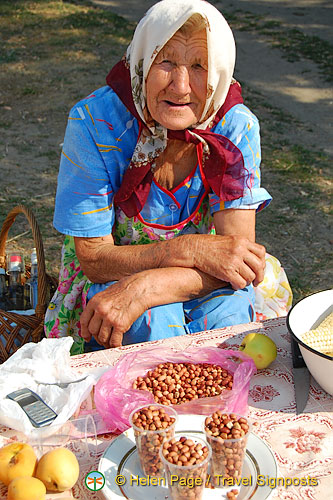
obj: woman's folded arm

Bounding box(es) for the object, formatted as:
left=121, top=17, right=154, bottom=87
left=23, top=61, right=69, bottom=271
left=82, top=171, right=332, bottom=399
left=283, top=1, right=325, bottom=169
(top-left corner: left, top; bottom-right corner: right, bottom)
left=80, top=266, right=226, bottom=347
left=74, top=208, right=265, bottom=291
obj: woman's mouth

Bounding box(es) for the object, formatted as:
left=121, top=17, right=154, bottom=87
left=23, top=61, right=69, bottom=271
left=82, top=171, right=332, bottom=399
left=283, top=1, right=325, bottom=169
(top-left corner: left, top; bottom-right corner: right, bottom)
left=165, top=101, right=191, bottom=107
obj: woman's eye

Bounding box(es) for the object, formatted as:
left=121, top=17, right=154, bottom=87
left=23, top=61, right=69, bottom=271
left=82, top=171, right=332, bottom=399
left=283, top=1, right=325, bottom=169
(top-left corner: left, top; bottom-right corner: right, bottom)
left=158, top=59, right=174, bottom=69
left=193, top=63, right=205, bottom=70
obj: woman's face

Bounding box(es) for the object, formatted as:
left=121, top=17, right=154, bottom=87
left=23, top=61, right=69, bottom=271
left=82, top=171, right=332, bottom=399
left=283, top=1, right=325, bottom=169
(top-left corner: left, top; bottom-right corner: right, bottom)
left=146, top=29, right=208, bottom=130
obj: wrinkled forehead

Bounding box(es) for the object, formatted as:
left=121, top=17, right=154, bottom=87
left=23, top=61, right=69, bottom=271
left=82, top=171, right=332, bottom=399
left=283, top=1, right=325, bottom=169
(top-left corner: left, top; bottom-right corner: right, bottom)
left=155, top=29, right=208, bottom=64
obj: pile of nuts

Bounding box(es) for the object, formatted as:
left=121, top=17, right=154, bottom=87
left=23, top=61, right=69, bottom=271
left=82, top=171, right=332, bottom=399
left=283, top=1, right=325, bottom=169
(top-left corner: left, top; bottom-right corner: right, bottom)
left=204, top=411, right=249, bottom=439
left=132, top=362, right=233, bottom=405
left=204, top=412, right=250, bottom=480
left=161, top=437, right=210, bottom=500
left=161, top=436, right=209, bottom=466
left=131, top=405, right=176, bottom=477
left=131, top=405, right=176, bottom=431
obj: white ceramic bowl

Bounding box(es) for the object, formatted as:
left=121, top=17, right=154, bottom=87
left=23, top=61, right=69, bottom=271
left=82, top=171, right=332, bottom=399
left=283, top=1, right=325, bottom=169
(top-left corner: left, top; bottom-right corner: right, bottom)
left=287, top=289, right=333, bottom=395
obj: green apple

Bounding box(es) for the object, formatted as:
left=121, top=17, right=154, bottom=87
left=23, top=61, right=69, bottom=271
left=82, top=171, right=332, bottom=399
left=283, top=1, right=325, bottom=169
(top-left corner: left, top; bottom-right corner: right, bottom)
left=239, top=333, right=277, bottom=369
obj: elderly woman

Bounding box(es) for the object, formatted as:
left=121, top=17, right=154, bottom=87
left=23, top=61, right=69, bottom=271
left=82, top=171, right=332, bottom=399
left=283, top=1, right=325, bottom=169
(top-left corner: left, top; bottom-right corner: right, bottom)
left=45, top=0, right=292, bottom=354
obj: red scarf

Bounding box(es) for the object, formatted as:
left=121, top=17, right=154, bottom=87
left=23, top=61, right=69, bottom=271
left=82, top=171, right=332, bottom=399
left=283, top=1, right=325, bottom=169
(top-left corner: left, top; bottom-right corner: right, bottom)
left=106, top=60, right=245, bottom=218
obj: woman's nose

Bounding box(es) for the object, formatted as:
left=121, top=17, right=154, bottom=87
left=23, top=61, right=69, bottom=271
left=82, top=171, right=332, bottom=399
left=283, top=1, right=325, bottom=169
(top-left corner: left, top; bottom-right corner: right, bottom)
left=170, top=66, right=191, bottom=95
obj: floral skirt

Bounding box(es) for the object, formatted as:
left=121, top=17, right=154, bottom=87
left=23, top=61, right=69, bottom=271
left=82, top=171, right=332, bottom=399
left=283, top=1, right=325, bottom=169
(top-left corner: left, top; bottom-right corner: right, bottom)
left=44, top=236, right=92, bottom=355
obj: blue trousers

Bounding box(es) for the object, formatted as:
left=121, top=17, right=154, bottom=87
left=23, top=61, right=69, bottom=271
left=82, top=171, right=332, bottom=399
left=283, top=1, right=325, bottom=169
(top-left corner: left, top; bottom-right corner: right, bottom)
left=84, top=282, right=255, bottom=352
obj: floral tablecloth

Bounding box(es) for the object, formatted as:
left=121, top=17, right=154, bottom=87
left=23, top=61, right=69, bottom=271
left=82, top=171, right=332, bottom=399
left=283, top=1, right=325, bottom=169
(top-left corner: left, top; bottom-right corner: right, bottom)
left=0, top=317, right=332, bottom=499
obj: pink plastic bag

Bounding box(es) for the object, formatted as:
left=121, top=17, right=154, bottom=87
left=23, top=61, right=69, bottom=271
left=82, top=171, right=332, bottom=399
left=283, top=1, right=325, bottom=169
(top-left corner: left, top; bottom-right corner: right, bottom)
left=94, top=345, right=256, bottom=433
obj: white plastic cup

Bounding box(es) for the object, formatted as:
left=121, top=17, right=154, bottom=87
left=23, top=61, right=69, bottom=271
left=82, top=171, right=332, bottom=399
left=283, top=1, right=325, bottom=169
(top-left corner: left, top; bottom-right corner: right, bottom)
left=30, top=414, right=98, bottom=466
left=204, top=413, right=251, bottom=487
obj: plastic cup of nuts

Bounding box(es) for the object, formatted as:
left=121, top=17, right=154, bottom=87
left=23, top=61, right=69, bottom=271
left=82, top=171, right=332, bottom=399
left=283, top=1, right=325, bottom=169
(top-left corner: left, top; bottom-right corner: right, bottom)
left=129, top=404, right=178, bottom=477
left=204, top=411, right=251, bottom=488
left=159, top=435, right=212, bottom=500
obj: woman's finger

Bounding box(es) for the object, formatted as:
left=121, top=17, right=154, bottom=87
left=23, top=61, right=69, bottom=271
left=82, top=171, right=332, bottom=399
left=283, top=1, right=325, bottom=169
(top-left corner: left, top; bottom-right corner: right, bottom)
left=243, top=251, right=265, bottom=284
left=237, top=262, right=257, bottom=286
left=247, top=241, right=266, bottom=262
left=229, top=277, right=247, bottom=290
left=109, top=328, right=124, bottom=348
left=80, top=306, right=93, bottom=341
left=87, top=313, right=103, bottom=337
left=97, top=321, right=112, bottom=345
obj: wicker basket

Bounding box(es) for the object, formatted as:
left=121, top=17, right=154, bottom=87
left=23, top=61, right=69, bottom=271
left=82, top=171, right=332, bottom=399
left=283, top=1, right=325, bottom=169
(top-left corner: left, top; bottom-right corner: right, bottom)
left=0, top=205, right=57, bottom=363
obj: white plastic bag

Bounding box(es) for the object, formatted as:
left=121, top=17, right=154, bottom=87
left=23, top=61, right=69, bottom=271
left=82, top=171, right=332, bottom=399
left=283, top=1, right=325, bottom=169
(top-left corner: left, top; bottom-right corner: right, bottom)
left=0, top=337, right=106, bottom=439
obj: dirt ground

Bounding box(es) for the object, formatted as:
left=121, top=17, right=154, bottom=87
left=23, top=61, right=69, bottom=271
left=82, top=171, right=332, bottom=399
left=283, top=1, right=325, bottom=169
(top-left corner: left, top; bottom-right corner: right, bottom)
left=0, top=0, right=332, bottom=304
left=93, top=0, right=333, bottom=154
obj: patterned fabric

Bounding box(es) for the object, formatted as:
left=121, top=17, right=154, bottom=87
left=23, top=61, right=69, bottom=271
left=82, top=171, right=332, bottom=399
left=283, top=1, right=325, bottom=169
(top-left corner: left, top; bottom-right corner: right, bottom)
left=254, top=254, right=293, bottom=320
left=5, top=318, right=331, bottom=500
left=114, top=196, right=215, bottom=244
left=47, top=195, right=216, bottom=353
left=44, top=236, right=91, bottom=355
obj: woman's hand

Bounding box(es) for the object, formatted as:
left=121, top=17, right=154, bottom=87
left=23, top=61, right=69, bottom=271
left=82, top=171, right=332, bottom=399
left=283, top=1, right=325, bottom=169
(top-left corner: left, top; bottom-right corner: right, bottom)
left=199, top=208, right=265, bottom=290
left=192, top=234, right=266, bottom=290
left=80, top=274, right=149, bottom=348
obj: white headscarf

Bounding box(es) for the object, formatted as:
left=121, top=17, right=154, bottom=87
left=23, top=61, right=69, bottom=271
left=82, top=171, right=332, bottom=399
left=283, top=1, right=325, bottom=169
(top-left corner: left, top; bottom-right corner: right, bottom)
left=128, top=0, right=236, bottom=133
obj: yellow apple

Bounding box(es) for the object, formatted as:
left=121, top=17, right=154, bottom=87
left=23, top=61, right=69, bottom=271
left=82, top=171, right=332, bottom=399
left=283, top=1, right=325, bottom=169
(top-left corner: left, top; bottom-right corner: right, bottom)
left=7, top=476, right=46, bottom=500
left=35, top=447, right=79, bottom=492
left=0, top=443, right=37, bottom=486
left=239, top=333, right=277, bottom=369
